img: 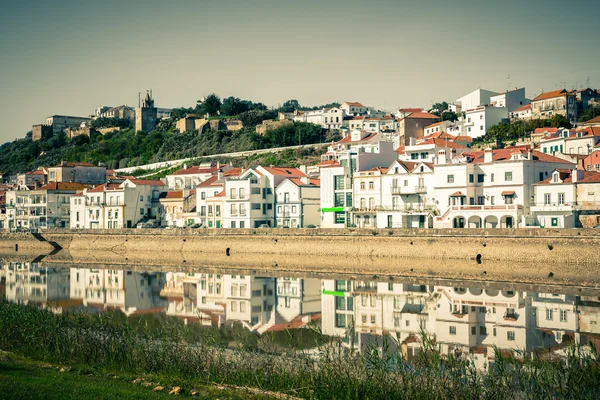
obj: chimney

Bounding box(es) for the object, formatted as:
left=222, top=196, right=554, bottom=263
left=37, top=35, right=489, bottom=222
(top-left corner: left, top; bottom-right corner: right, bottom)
left=300, top=176, right=310, bottom=185
left=217, top=169, right=224, bottom=180
left=572, top=169, right=584, bottom=183
left=299, top=165, right=308, bottom=175
left=437, top=150, right=446, bottom=165
left=409, top=137, right=416, bottom=146
left=182, top=189, right=190, bottom=198
left=61, top=160, right=67, bottom=167
left=484, top=148, right=493, bottom=163
left=183, top=163, right=188, bottom=170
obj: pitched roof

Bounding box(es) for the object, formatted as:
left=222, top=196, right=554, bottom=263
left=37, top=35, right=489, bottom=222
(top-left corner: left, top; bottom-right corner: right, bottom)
left=53, top=162, right=95, bottom=168
left=462, top=147, right=573, bottom=164
left=40, top=182, right=89, bottom=191
left=416, top=138, right=469, bottom=149
left=583, top=115, right=600, bottom=125
left=316, top=160, right=339, bottom=167
left=287, top=178, right=320, bottom=187
left=454, top=135, right=473, bottom=143
left=450, top=191, right=465, bottom=197
left=262, top=167, right=306, bottom=177
left=127, top=179, right=165, bottom=186
left=513, top=104, right=532, bottom=112
left=171, top=166, right=219, bottom=176
left=534, top=127, right=559, bottom=135
left=196, top=175, right=221, bottom=188
left=344, top=101, right=364, bottom=107
left=537, top=170, right=600, bottom=184
left=365, top=166, right=388, bottom=173
left=425, top=121, right=445, bottom=128
left=337, top=131, right=379, bottom=144
left=26, top=170, right=46, bottom=175
left=159, top=190, right=195, bottom=199
left=533, top=89, right=568, bottom=101
left=398, top=108, right=423, bottom=113
left=405, top=112, right=439, bottom=120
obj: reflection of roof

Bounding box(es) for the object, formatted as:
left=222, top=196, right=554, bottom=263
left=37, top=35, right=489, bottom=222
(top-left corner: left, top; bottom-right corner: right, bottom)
left=533, top=89, right=568, bottom=101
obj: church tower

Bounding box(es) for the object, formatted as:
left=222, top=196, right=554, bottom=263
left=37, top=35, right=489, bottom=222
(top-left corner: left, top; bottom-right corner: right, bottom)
left=135, top=90, right=158, bottom=133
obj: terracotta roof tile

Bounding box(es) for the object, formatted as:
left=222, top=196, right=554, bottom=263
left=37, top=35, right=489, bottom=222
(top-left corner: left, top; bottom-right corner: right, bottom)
left=533, top=89, right=568, bottom=101
left=262, top=167, right=306, bottom=177
left=513, top=104, right=532, bottom=112
left=405, top=112, right=439, bottom=120
left=40, top=182, right=89, bottom=191
left=127, top=179, right=165, bottom=186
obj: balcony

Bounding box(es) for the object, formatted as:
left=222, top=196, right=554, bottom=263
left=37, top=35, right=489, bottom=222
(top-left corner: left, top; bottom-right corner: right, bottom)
left=391, top=186, right=427, bottom=195
left=449, top=204, right=520, bottom=212
left=227, top=195, right=249, bottom=201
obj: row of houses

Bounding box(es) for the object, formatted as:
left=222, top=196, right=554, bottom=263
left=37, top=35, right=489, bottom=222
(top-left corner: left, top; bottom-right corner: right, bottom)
left=3, top=262, right=599, bottom=369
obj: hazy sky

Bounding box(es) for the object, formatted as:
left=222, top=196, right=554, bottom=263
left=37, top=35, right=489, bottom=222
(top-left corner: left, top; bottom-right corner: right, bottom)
left=1, top=0, right=599, bottom=143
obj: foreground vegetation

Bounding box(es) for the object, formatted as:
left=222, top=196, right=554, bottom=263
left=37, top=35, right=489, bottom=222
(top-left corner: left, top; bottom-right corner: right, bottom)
left=1, top=302, right=599, bottom=399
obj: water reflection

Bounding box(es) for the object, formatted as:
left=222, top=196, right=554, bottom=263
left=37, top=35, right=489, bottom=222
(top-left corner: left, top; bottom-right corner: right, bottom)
left=2, top=261, right=600, bottom=369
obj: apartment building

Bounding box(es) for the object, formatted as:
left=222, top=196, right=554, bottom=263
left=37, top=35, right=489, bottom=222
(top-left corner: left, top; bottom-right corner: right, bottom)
left=47, top=161, right=106, bottom=185
left=531, top=89, right=578, bottom=123
left=159, top=189, right=196, bottom=227
left=69, top=179, right=164, bottom=229
left=275, top=177, right=320, bottom=228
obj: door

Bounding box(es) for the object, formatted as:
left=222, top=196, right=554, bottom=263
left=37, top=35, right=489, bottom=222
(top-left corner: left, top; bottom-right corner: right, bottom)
left=127, top=220, right=132, bottom=228
left=387, top=215, right=393, bottom=228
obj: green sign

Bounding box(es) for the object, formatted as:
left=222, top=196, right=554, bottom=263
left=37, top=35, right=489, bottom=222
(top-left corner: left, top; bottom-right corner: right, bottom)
left=319, top=207, right=345, bottom=213
left=322, top=290, right=345, bottom=297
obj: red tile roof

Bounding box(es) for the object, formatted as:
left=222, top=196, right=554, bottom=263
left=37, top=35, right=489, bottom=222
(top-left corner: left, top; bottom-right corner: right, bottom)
left=534, top=128, right=559, bottom=135
left=583, top=115, right=600, bottom=125
left=398, top=108, right=423, bottom=113
left=533, top=89, right=568, bottom=101
left=425, top=121, right=445, bottom=128
left=159, top=190, right=195, bottom=199
left=450, top=191, right=465, bottom=197
left=224, top=168, right=242, bottom=176
left=463, top=147, right=572, bottom=164
left=405, top=112, right=439, bottom=120
left=172, top=166, right=219, bottom=176
left=537, top=170, right=600, bottom=184
left=196, top=175, right=220, bottom=188
left=40, top=182, right=89, bottom=191
left=127, top=179, right=165, bottom=186
left=316, top=160, right=339, bottom=167
left=454, top=135, right=473, bottom=143
left=417, top=138, right=469, bottom=149
left=288, top=178, right=320, bottom=187
left=365, top=166, right=388, bottom=173
left=344, top=102, right=364, bottom=107
left=262, top=167, right=306, bottom=177
left=215, top=190, right=225, bottom=197
left=26, top=170, right=46, bottom=175
left=501, top=191, right=515, bottom=196
left=513, top=104, right=532, bottom=112
left=337, top=131, right=379, bottom=144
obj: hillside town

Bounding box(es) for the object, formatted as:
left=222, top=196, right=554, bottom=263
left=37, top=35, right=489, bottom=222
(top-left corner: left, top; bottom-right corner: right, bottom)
left=2, top=86, right=600, bottom=231
left=2, top=262, right=599, bottom=371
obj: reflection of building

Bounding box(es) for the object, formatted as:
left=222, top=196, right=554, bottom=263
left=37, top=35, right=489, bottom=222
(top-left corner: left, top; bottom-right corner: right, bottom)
left=70, top=268, right=166, bottom=316
left=224, top=275, right=276, bottom=331
left=276, top=278, right=320, bottom=322
left=320, top=278, right=600, bottom=370
left=2, top=263, right=70, bottom=308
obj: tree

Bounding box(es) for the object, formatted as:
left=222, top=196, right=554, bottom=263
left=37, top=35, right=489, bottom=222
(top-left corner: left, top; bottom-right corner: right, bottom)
left=197, top=94, right=222, bottom=117
left=279, top=99, right=301, bottom=113
left=441, top=111, right=459, bottom=122
left=221, top=97, right=249, bottom=116
left=548, top=114, right=572, bottom=129
left=578, top=105, right=600, bottom=122
left=430, top=102, right=449, bottom=115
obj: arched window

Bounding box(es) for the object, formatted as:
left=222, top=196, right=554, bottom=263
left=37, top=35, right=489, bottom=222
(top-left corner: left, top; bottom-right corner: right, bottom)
left=360, top=198, right=366, bottom=209
left=369, top=197, right=375, bottom=209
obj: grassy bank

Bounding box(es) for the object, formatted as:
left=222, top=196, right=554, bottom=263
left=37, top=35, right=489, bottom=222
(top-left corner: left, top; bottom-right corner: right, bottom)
left=1, top=301, right=599, bottom=399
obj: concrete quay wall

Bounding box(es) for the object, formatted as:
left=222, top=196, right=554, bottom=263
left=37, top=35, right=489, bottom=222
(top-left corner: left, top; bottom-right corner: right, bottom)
left=35, top=228, right=600, bottom=264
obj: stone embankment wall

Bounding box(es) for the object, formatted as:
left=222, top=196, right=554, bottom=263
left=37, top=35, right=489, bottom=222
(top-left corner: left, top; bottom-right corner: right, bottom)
left=2, top=228, right=600, bottom=286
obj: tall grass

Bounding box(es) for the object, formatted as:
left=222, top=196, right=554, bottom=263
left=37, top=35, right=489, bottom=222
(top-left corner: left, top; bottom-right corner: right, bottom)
left=1, top=301, right=598, bottom=399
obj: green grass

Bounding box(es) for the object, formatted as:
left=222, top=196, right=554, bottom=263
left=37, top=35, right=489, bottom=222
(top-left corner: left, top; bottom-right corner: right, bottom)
left=0, top=352, right=277, bottom=400
left=1, top=301, right=599, bottom=399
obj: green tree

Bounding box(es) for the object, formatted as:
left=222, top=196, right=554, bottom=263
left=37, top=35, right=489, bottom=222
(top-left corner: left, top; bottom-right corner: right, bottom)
left=441, top=111, right=459, bottom=122
left=578, top=105, right=600, bottom=122
left=197, top=94, right=222, bottom=116
left=279, top=99, right=301, bottom=113
left=548, top=114, right=572, bottom=128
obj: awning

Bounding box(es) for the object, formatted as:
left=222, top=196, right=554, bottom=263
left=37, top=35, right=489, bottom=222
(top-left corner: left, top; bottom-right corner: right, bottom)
left=450, top=191, right=466, bottom=197
left=501, top=191, right=515, bottom=196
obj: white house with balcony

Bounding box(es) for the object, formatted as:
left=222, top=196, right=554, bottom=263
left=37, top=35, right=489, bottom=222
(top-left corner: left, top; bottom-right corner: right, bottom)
left=463, top=105, right=508, bottom=139
left=530, top=169, right=600, bottom=228
left=223, top=166, right=306, bottom=228
left=165, top=164, right=231, bottom=190
left=432, top=147, right=576, bottom=229
left=377, top=160, right=437, bottom=228
left=5, top=182, right=89, bottom=230
left=293, top=107, right=346, bottom=130
left=69, top=179, right=164, bottom=229
left=275, top=177, right=320, bottom=228
left=320, top=139, right=397, bottom=228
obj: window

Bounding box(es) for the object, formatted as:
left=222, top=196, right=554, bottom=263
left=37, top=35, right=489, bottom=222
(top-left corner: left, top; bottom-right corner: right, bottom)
left=480, top=326, right=487, bottom=335
left=140, top=195, right=144, bottom=202
left=335, top=212, right=345, bottom=224
left=335, top=314, right=347, bottom=328
left=370, top=315, right=376, bottom=324
left=447, top=175, right=454, bottom=184
left=507, top=331, right=515, bottom=341
left=558, top=193, right=565, bottom=204
left=240, top=302, right=246, bottom=312
left=231, top=302, right=237, bottom=311
left=362, top=315, right=367, bottom=323
left=546, top=308, right=553, bottom=321
left=361, top=296, right=367, bottom=307
left=544, top=193, right=551, bottom=205
left=469, top=174, right=474, bottom=183
left=560, top=310, right=567, bottom=322
left=360, top=182, right=365, bottom=190
left=370, top=296, right=376, bottom=307
left=140, top=208, right=144, bottom=215
left=369, top=181, right=374, bottom=190
left=477, top=174, right=484, bottom=183
left=471, top=326, right=476, bottom=335
left=505, top=172, right=513, bottom=181
left=490, top=196, right=495, bottom=205
left=491, top=173, right=494, bottom=182
left=201, top=192, right=206, bottom=200
left=449, top=326, right=457, bottom=335
left=334, top=176, right=344, bottom=190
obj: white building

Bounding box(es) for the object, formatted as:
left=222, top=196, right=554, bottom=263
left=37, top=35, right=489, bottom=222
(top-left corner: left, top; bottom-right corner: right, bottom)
left=224, top=275, right=276, bottom=329
left=455, top=88, right=497, bottom=112
left=275, top=278, right=321, bottom=322
left=294, top=107, right=346, bottom=130
left=223, top=166, right=306, bottom=228
left=490, top=88, right=529, bottom=113
left=510, top=104, right=532, bottom=120
left=70, top=179, right=164, bottom=229
left=463, top=105, right=508, bottom=139
left=377, top=160, right=437, bottom=228
left=340, top=102, right=369, bottom=116
left=166, top=164, right=231, bottom=190
left=530, top=169, right=600, bottom=228
left=432, top=147, right=576, bottom=229
left=275, top=177, right=320, bottom=228
left=539, top=127, right=600, bottom=156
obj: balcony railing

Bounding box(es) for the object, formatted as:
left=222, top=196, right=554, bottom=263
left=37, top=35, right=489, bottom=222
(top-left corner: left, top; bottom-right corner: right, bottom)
left=227, top=195, right=249, bottom=201
left=353, top=204, right=436, bottom=213
left=391, top=186, right=427, bottom=195
left=449, top=204, right=521, bottom=212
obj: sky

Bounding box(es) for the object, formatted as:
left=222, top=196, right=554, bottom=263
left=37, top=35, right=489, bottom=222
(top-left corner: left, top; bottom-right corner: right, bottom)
left=0, top=0, right=599, bottom=143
